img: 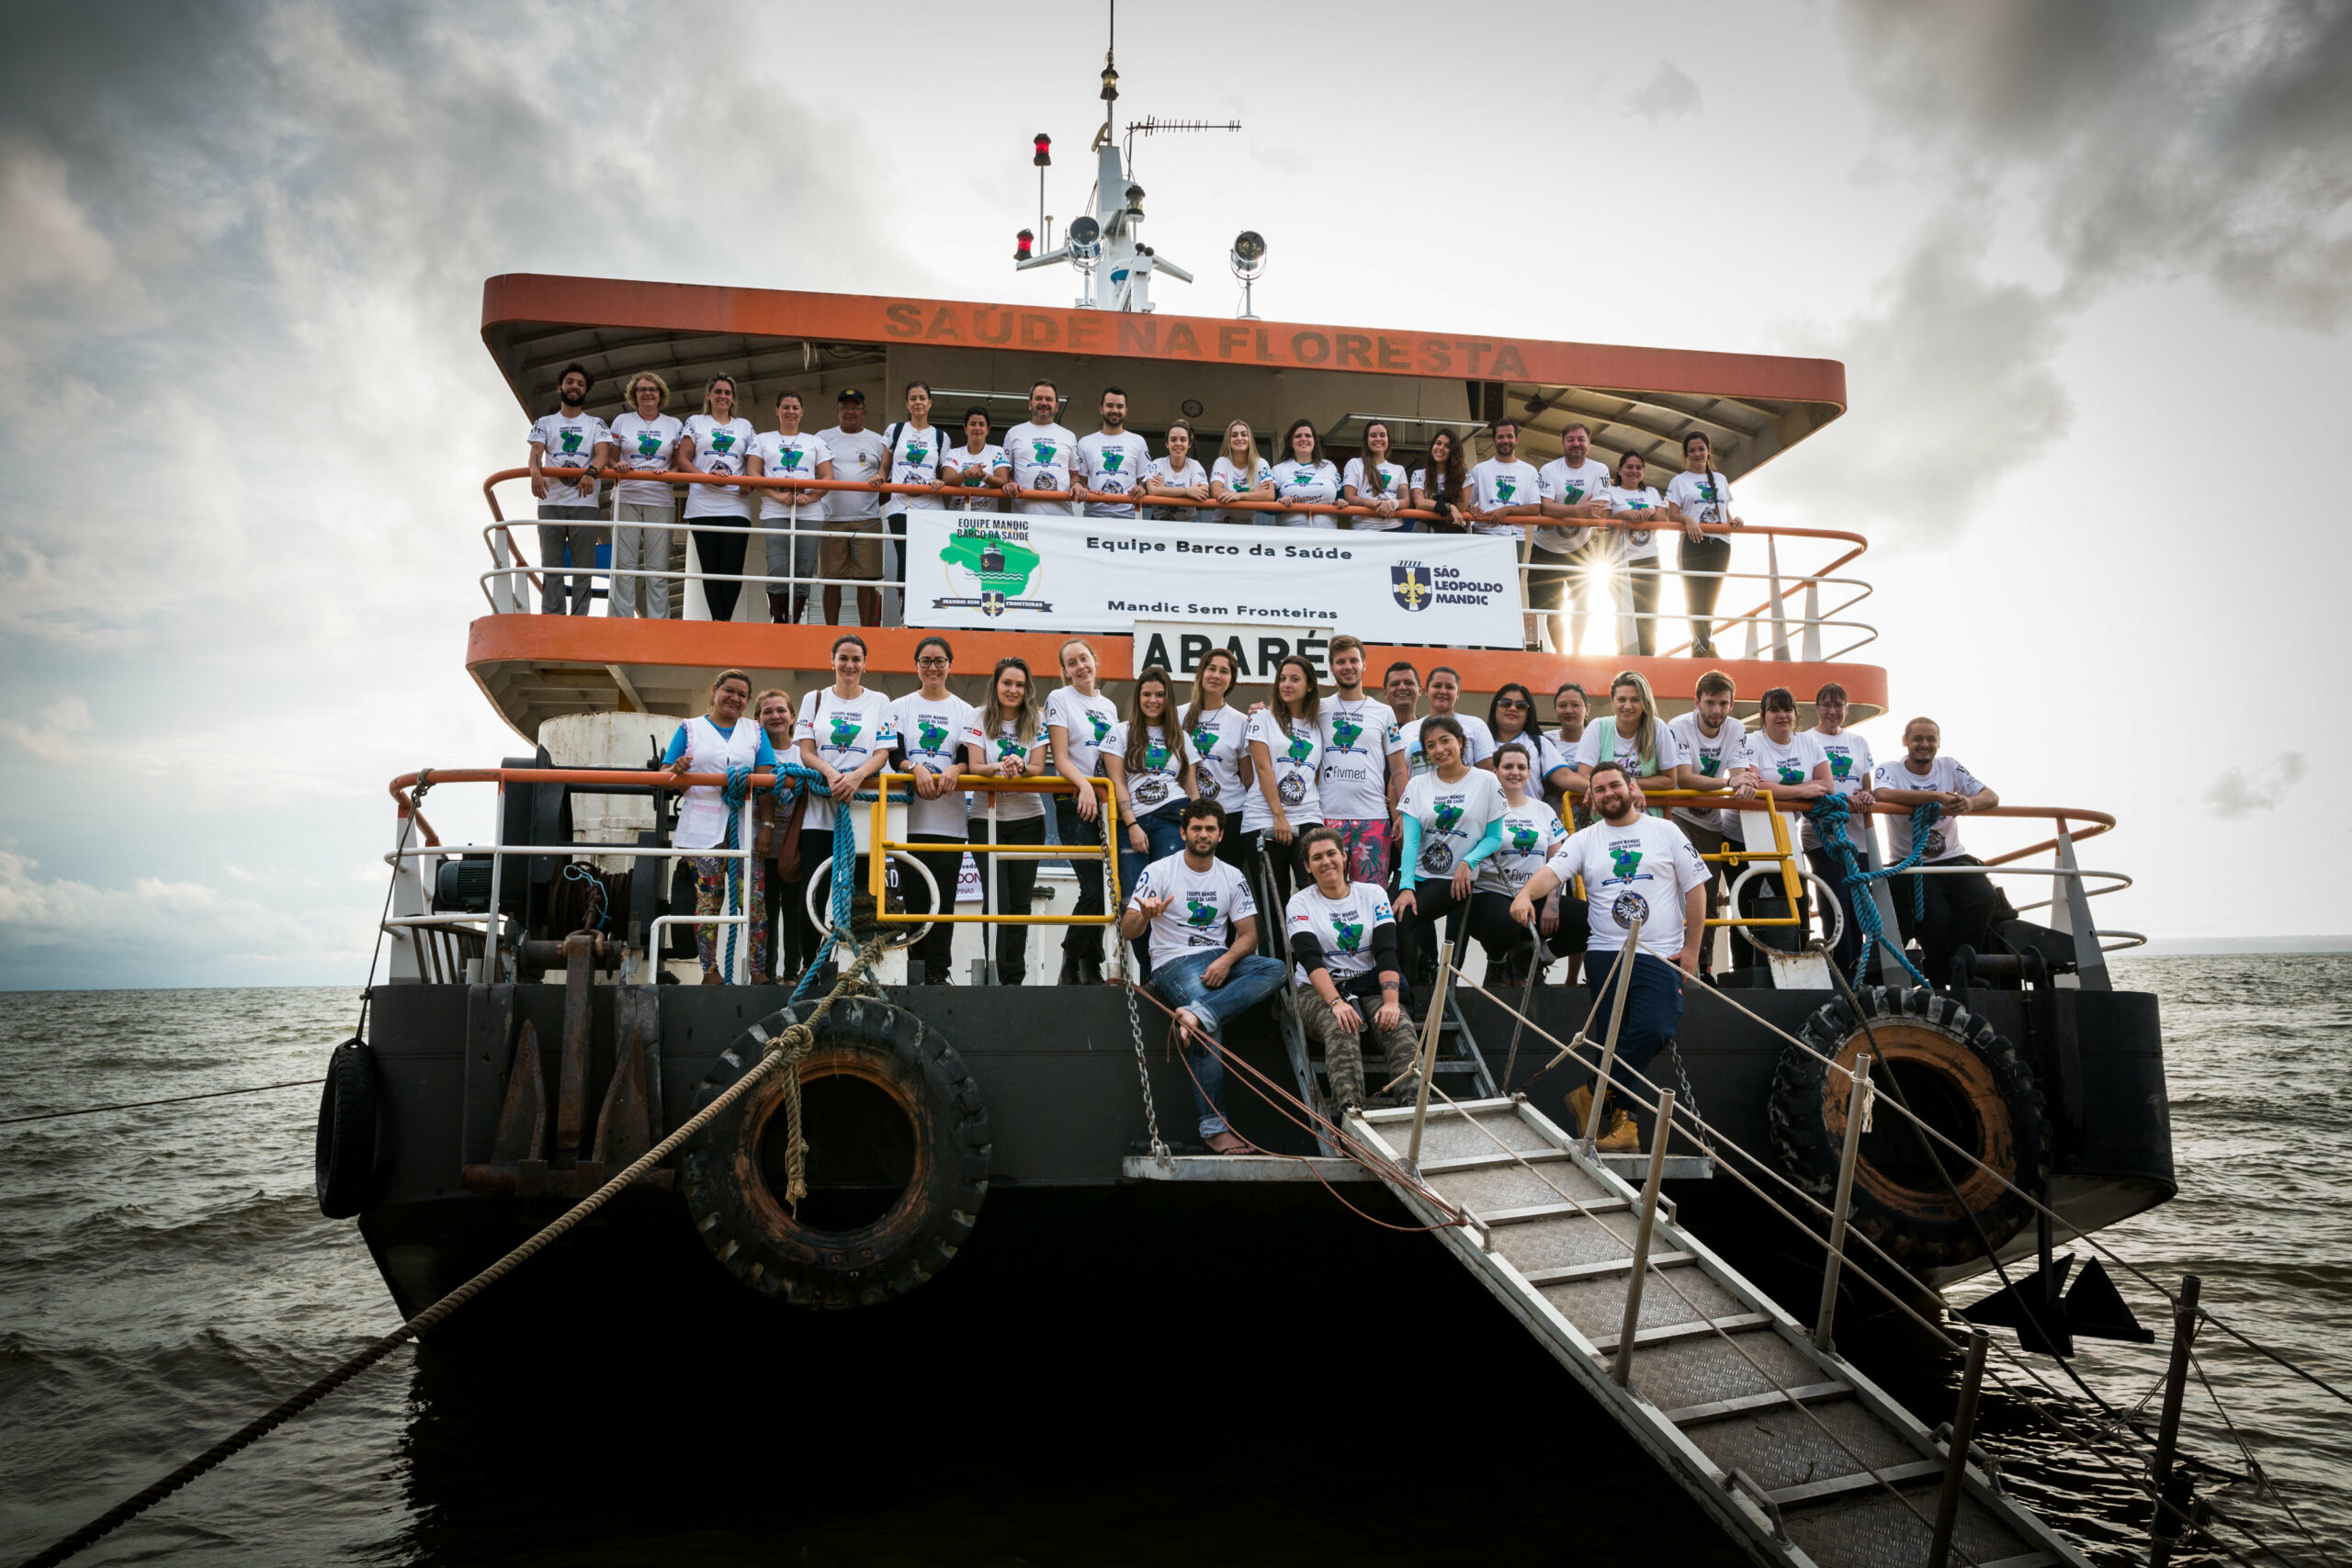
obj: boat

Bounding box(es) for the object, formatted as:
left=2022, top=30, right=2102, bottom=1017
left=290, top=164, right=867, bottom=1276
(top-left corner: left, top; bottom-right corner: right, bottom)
left=325, top=44, right=2172, bottom=1568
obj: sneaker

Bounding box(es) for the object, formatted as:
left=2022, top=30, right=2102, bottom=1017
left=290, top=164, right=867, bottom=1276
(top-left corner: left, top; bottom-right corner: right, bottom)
left=1057, top=953, right=1085, bottom=987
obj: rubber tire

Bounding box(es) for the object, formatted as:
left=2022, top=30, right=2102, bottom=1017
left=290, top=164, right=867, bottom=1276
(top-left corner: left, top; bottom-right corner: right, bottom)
left=1768, top=986, right=2050, bottom=1271
left=681, top=995, right=990, bottom=1309
left=314, top=1038, right=381, bottom=1220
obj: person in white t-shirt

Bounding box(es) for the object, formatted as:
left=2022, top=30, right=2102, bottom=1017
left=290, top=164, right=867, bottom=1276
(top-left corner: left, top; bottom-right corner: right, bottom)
left=607, top=370, right=684, bottom=620
left=1395, top=718, right=1508, bottom=974
left=1606, top=451, right=1668, bottom=656
left=1046, top=637, right=1122, bottom=985
left=1243, top=654, right=1328, bottom=908
left=1102, top=664, right=1199, bottom=975
left=819, top=389, right=889, bottom=628
left=526, top=363, right=614, bottom=616
left=1664, top=432, right=1745, bottom=660
left=940, top=406, right=1010, bottom=513
left=1531, top=422, right=1616, bottom=654
left=878, top=380, right=947, bottom=626
left=1729, top=686, right=1833, bottom=954
left=674, top=376, right=757, bottom=621
left=1141, top=420, right=1212, bottom=521
left=1487, top=682, right=1576, bottom=799
left=1340, top=419, right=1409, bottom=530
left=1410, top=428, right=1472, bottom=532
left=746, top=389, right=832, bottom=626
left=1573, top=671, right=1688, bottom=811
left=1316, top=635, right=1407, bottom=886
left=1077, top=386, right=1153, bottom=520
left=1119, top=799, right=1290, bottom=1152
left=1400, top=666, right=1497, bottom=777
left=1209, top=419, right=1275, bottom=524
left=1465, top=419, right=1544, bottom=644
left=1807, top=681, right=1879, bottom=976
left=1285, top=827, right=1419, bottom=1112
left=789, top=634, right=899, bottom=982
left=1472, top=742, right=1571, bottom=985
left=1002, top=379, right=1080, bottom=517
left=1177, top=647, right=1255, bottom=871
left=1666, top=670, right=1756, bottom=972
left=890, top=635, right=978, bottom=986
left=1269, top=419, right=1342, bottom=529
left=664, top=669, right=782, bottom=983
left=1382, top=660, right=1421, bottom=738
left=963, top=655, right=1049, bottom=985
left=1510, top=760, right=1708, bottom=1150
left=1871, top=716, right=2005, bottom=981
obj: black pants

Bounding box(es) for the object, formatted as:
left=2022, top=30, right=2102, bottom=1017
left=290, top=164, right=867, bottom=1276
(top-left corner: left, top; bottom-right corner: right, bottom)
left=1678, top=819, right=1736, bottom=977
left=790, top=826, right=871, bottom=977
left=1399, top=876, right=1473, bottom=978
left=1251, top=827, right=1317, bottom=914
left=763, top=852, right=799, bottom=982
left=1626, top=554, right=1662, bottom=655
left=1212, top=808, right=1249, bottom=872
left=694, top=526, right=748, bottom=621
left=1678, top=534, right=1732, bottom=649
left=1547, top=886, right=1590, bottom=962
left=973, top=814, right=1045, bottom=983
left=1465, top=888, right=1537, bottom=978
left=904, top=831, right=967, bottom=984
left=1806, top=846, right=1867, bottom=978
left=1053, top=797, right=1106, bottom=960
left=1893, top=855, right=2002, bottom=985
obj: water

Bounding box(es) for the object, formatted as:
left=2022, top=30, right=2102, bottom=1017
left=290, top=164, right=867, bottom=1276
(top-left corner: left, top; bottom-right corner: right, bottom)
left=1, top=958, right=2346, bottom=1565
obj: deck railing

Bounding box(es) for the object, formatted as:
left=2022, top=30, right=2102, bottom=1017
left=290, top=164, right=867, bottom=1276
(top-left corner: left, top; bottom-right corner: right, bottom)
left=481, top=466, right=1876, bottom=660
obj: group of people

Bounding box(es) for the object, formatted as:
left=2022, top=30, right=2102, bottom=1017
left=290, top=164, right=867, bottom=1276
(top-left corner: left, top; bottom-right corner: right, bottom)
left=526, top=371, right=1744, bottom=654
left=663, top=642, right=2007, bottom=1156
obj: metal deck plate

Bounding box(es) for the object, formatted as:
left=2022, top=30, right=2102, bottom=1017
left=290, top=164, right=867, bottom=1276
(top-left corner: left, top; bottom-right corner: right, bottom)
left=1541, top=1264, right=1745, bottom=1339
left=1781, top=1484, right=2035, bottom=1568
left=1686, top=1400, right=1918, bottom=1495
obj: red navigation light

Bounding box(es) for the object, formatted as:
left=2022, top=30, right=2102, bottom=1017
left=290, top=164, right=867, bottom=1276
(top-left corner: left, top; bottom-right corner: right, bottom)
left=1015, top=229, right=1035, bottom=261
left=1033, top=133, right=1052, bottom=167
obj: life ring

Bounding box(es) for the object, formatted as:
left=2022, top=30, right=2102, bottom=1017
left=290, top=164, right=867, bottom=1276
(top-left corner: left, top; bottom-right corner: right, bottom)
left=681, top=996, right=990, bottom=1309
left=1768, top=987, right=2048, bottom=1271
left=314, top=1037, right=384, bottom=1219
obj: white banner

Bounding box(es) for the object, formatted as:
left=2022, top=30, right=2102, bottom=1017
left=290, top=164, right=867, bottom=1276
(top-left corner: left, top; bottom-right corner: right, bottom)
left=901, top=506, right=1521, bottom=647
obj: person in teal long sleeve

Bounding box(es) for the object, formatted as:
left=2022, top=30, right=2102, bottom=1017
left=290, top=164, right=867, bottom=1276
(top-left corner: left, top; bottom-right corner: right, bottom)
left=1394, top=716, right=1508, bottom=979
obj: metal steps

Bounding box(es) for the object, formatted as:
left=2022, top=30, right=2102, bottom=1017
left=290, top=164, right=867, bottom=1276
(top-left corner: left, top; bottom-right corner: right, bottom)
left=1352, top=1098, right=2089, bottom=1568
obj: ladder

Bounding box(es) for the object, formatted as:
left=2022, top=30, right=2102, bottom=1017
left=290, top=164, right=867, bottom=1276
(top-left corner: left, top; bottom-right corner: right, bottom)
left=1352, top=1097, right=2089, bottom=1568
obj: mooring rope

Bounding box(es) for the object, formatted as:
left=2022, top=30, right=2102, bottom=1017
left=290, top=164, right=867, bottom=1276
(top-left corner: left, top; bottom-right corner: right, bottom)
left=1805, top=793, right=1938, bottom=987
left=0, top=1080, right=322, bottom=1128
left=15, top=939, right=885, bottom=1568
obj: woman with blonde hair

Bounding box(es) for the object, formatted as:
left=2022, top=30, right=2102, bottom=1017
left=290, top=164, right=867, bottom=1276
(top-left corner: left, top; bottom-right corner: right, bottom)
left=1571, top=670, right=1688, bottom=816
left=1208, top=420, right=1274, bottom=524
left=674, top=376, right=757, bottom=620
left=609, top=370, right=683, bottom=619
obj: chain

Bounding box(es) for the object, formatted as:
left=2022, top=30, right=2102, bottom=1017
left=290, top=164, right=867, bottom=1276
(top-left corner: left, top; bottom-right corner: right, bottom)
left=1667, top=1035, right=1710, bottom=1152
left=1118, top=962, right=1170, bottom=1162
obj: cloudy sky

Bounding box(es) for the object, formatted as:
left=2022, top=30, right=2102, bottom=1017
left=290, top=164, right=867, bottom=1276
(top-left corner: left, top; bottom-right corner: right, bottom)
left=2, top=0, right=2346, bottom=988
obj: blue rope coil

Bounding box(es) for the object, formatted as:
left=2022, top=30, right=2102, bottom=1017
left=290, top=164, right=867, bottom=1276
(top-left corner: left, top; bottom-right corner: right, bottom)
left=1805, top=793, right=1944, bottom=988
left=713, top=761, right=852, bottom=987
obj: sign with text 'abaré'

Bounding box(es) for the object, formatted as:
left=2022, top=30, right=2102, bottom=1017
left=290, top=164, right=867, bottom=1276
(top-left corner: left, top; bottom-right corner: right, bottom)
left=901, top=507, right=1521, bottom=647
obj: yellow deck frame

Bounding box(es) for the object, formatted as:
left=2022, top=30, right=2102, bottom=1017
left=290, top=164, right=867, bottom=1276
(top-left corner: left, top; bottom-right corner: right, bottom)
left=866, top=773, right=1122, bottom=925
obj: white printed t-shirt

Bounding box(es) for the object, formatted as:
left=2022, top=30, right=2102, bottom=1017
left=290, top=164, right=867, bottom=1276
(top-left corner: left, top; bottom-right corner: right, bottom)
left=748, top=431, right=831, bottom=519
left=1143, top=456, right=1208, bottom=521
left=1284, top=881, right=1395, bottom=988
left=1476, top=796, right=1567, bottom=897
left=822, top=426, right=889, bottom=522
left=890, top=691, right=978, bottom=837
left=682, top=415, right=755, bottom=518
left=609, top=412, right=684, bottom=510
left=529, top=412, right=611, bottom=507
left=881, top=423, right=946, bottom=515
left=1177, top=702, right=1251, bottom=809
left=1004, top=421, right=1080, bottom=516
left=1399, top=767, right=1506, bottom=885
left=1402, top=714, right=1497, bottom=777
left=1467, top=457, right=1542, bottom=541
left=1606, top=483, right=1665, bottom=560
left=1078, top=429, right=1153, bottom=518
left=1317, top=695, right=1403, bottom=822
left=943, top=442, right=1008, bottom=510
left=1127, top=852, right=1257, bottom=970
left=793, top=687, right=898, bottom=832
left=1046, top=685, right=1121, bottom=782
left=1665, top=468, right=1732, bottom=532
left=1813, top=729, right=1876, bottom=799
left=1534, top=456, right=1611, bottom=555
left=1241, top=709, right=1324, bottom=831
left=1210, top=455, right=1268, bottom=523
left=1667, top=711, right=1748, bottom=834
left=1340, top=457, right=1410, bottom=530
left=1747, top=728, right=1831, bottom=848
left=1269, top=458, right=1341, bottom=528
left=1550, top=815, right=1710, bottom=961
left=1103, top=720, right=1190, bottom=814
left=1871, top=755, right=1988, bottom=863
left=1576, top=719, right=1689, bottom=781
left=962, top=716, right=1046, bottom=822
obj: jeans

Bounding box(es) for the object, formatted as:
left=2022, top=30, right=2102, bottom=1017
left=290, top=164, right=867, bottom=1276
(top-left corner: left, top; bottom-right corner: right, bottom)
left=1146, top=948, right=1291, bottom=1136
left=1584, top=948, right=1686, bottom=1114
left=610, top=502, right=673, bottom=618
left=1055, top=796, right=1107, bottom=960
left=537, top=504, right=604, bottom=615
left=1117, top=801, right=1190, bottom=977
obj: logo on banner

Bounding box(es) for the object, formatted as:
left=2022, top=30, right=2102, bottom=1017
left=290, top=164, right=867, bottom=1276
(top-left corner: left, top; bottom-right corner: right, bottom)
left=1391, top=564, right=1434, bottom=613
left=934, top=524, right=1051, bottom=616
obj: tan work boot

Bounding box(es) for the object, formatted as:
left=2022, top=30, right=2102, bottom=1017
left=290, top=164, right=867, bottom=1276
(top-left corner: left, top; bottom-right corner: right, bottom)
left=1565, top=1085, right=1596, bottom=1135
left=1597, top=1108, right=1641, bottom=1153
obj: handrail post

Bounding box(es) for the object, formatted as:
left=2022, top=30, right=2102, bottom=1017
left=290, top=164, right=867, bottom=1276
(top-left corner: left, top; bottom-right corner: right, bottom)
left=483, top=782, right=507, bottom=983
left=1814, top=1054, right=1872, bottom=1349
left=1586, top=915, right=1643, bottom=1143
left=1801, top=575, right=1821, bottom=662
left=2148, top=1274, right=2203, bottom=1565
left=1766, top=533, right=1789, bottom=660
left=2051, top=821, right=2111, bottom=992
left=1611, top=1087, right=1676, bottom=1386
left=490, top=529, right=517, bottom=614
left=1405, top=939, right=1454, bottom=1169
left=984, top=787, right=1001, bottom=986
left=1927, top=1328, right=1990, bottom=1568
left=729, top=796, right=748, bottom=986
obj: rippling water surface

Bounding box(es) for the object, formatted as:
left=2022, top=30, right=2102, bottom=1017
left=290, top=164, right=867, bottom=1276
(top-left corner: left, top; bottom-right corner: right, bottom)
left=1, top=957, right=2346, bottom=1565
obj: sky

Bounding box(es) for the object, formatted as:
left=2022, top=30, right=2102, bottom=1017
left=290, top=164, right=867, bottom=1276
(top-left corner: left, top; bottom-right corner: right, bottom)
left=2, top=0, right=2347, bottom=988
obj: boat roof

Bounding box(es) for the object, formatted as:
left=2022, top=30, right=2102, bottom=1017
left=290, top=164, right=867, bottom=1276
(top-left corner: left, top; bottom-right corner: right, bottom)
left=481, top=274, right=1847, bottom=480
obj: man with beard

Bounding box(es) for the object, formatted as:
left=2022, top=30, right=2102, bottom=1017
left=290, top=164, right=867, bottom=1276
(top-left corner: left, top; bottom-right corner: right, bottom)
left=1532, top=422, right=1616, bottom=654
left=1316, top=635, right=1407, bottom=886
left=1077, top=386, right=1151, bottom=520
left=1871, top=718, right=2005, bottom=981
left=1003, top=379, right=1080, bottom=518
left=1665, top=669, right=1755, bottom=977
left=1463, top=419, right=1545, bottom=645
left=526, top=363, right=614, bottom=615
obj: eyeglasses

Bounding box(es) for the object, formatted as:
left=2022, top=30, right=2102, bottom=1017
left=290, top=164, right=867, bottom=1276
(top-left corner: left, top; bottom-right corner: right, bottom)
left=1496, top=697, right=1530, bottom=709
left=915, top=657, right=950, bottom=669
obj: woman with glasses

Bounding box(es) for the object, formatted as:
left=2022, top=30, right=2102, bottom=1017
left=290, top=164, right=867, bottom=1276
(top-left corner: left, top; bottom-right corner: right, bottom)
left=962, top=658, right=1049, bottom=985
left=1487, top=682, right=1575, bottom=798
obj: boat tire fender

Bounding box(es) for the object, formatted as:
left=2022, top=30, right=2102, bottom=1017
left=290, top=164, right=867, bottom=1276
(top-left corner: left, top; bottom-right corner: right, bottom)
left=682, top=996, right=990, bottom=1309
left=315, top=1038, right=386, bottom=1219
left=1769, top=986, right=2049, bottom=1271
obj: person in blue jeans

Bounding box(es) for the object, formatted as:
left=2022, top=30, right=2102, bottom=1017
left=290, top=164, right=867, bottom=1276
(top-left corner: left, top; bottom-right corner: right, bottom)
left=1102, top=664, right=1199, bottom=979
left=1119, top=799, right=1289, bottom=1154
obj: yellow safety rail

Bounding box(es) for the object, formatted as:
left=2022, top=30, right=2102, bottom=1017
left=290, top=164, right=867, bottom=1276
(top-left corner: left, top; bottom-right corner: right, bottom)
left=1590, top=789, right=1809, bottom=930
left=865, top=773, right=1122, bottom=925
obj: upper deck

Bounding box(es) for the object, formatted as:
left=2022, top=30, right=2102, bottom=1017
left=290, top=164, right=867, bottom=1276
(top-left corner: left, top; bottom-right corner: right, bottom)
left=470, top=274, right=1879, bottom=733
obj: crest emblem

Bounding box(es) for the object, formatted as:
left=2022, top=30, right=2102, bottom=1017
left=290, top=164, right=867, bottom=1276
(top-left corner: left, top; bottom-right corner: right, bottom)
left=1419, top=840, right=1454, bottom=876
left=1278, top=773, right=1307, bottom=806
left=1390, top=565, right=1433, bottom=613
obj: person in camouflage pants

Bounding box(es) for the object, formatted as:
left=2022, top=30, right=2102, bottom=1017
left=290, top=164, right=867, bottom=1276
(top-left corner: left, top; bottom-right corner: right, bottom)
left=1283, top=828, right=1421, bottom=1112
left=1295, top=987, right=1422, bottom=1111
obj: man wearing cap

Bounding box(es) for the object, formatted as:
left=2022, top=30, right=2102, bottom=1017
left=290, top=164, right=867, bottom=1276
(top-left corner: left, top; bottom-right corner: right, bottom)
left=820, top=389, right=890, bottom=626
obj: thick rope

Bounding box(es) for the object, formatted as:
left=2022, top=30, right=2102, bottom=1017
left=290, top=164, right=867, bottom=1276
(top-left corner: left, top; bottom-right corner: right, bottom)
left=17, top=939, right=883, bottom=1568
left=1805, top=794, right=1937, bottom=987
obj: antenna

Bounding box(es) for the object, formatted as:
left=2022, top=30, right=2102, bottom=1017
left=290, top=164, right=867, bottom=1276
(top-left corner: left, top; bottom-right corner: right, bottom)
left=1123, top=117, right=1244, bottom=162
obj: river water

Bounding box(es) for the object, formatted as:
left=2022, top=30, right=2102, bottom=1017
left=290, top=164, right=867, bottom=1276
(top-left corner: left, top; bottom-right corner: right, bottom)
left=2, top=956, right=2346, bottom=1565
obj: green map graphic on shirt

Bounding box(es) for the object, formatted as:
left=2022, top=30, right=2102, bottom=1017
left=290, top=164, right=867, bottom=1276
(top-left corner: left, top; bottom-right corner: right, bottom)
left=1609, top=846, right=1645, bottom=880
left=916, top=719, right=951, bottom=754
left=1829, top=752, right=1852, bottom=779
left=1088, top=712, right=1112, bottom=744
left=1184, top=894, right=1219, bottom=930
left=907, top=443, right=928, bottom=464
left=939, top=531, right=1041, bottom=594
left=1510, top=823, right=1540, bottom=853
left=1778, top=763, right=1804, bottom=784
left=637, top=432, right=661, bottom=456
left=1286, top=730, right=1316, bottom=765
left=711, top=431, right=736, bottom=452
left=779, top=448, right=806, bottom=471
left=1496, top=479, right=1516, bottom=502
left=1432, top=800, right=1464, bottom=835
left=1100, top=450, right=1125, bottom=471
left=1329, top=715, right=1364, bottom=751
left=995, top=736, right=1026, bottom=761
left=1699, top=754, right=1723, bottom=777
left=559, top=430, right=582, bottom=453
left=827, top=714, right=863, bottom=748
left=1031, top=439, right=1057, bottom=463
left=1330, top=913, right=1363, bottom=953
left=1145, top=742, right=1170, bottom=773
left=1190, top=724, right=1220, bottom=755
